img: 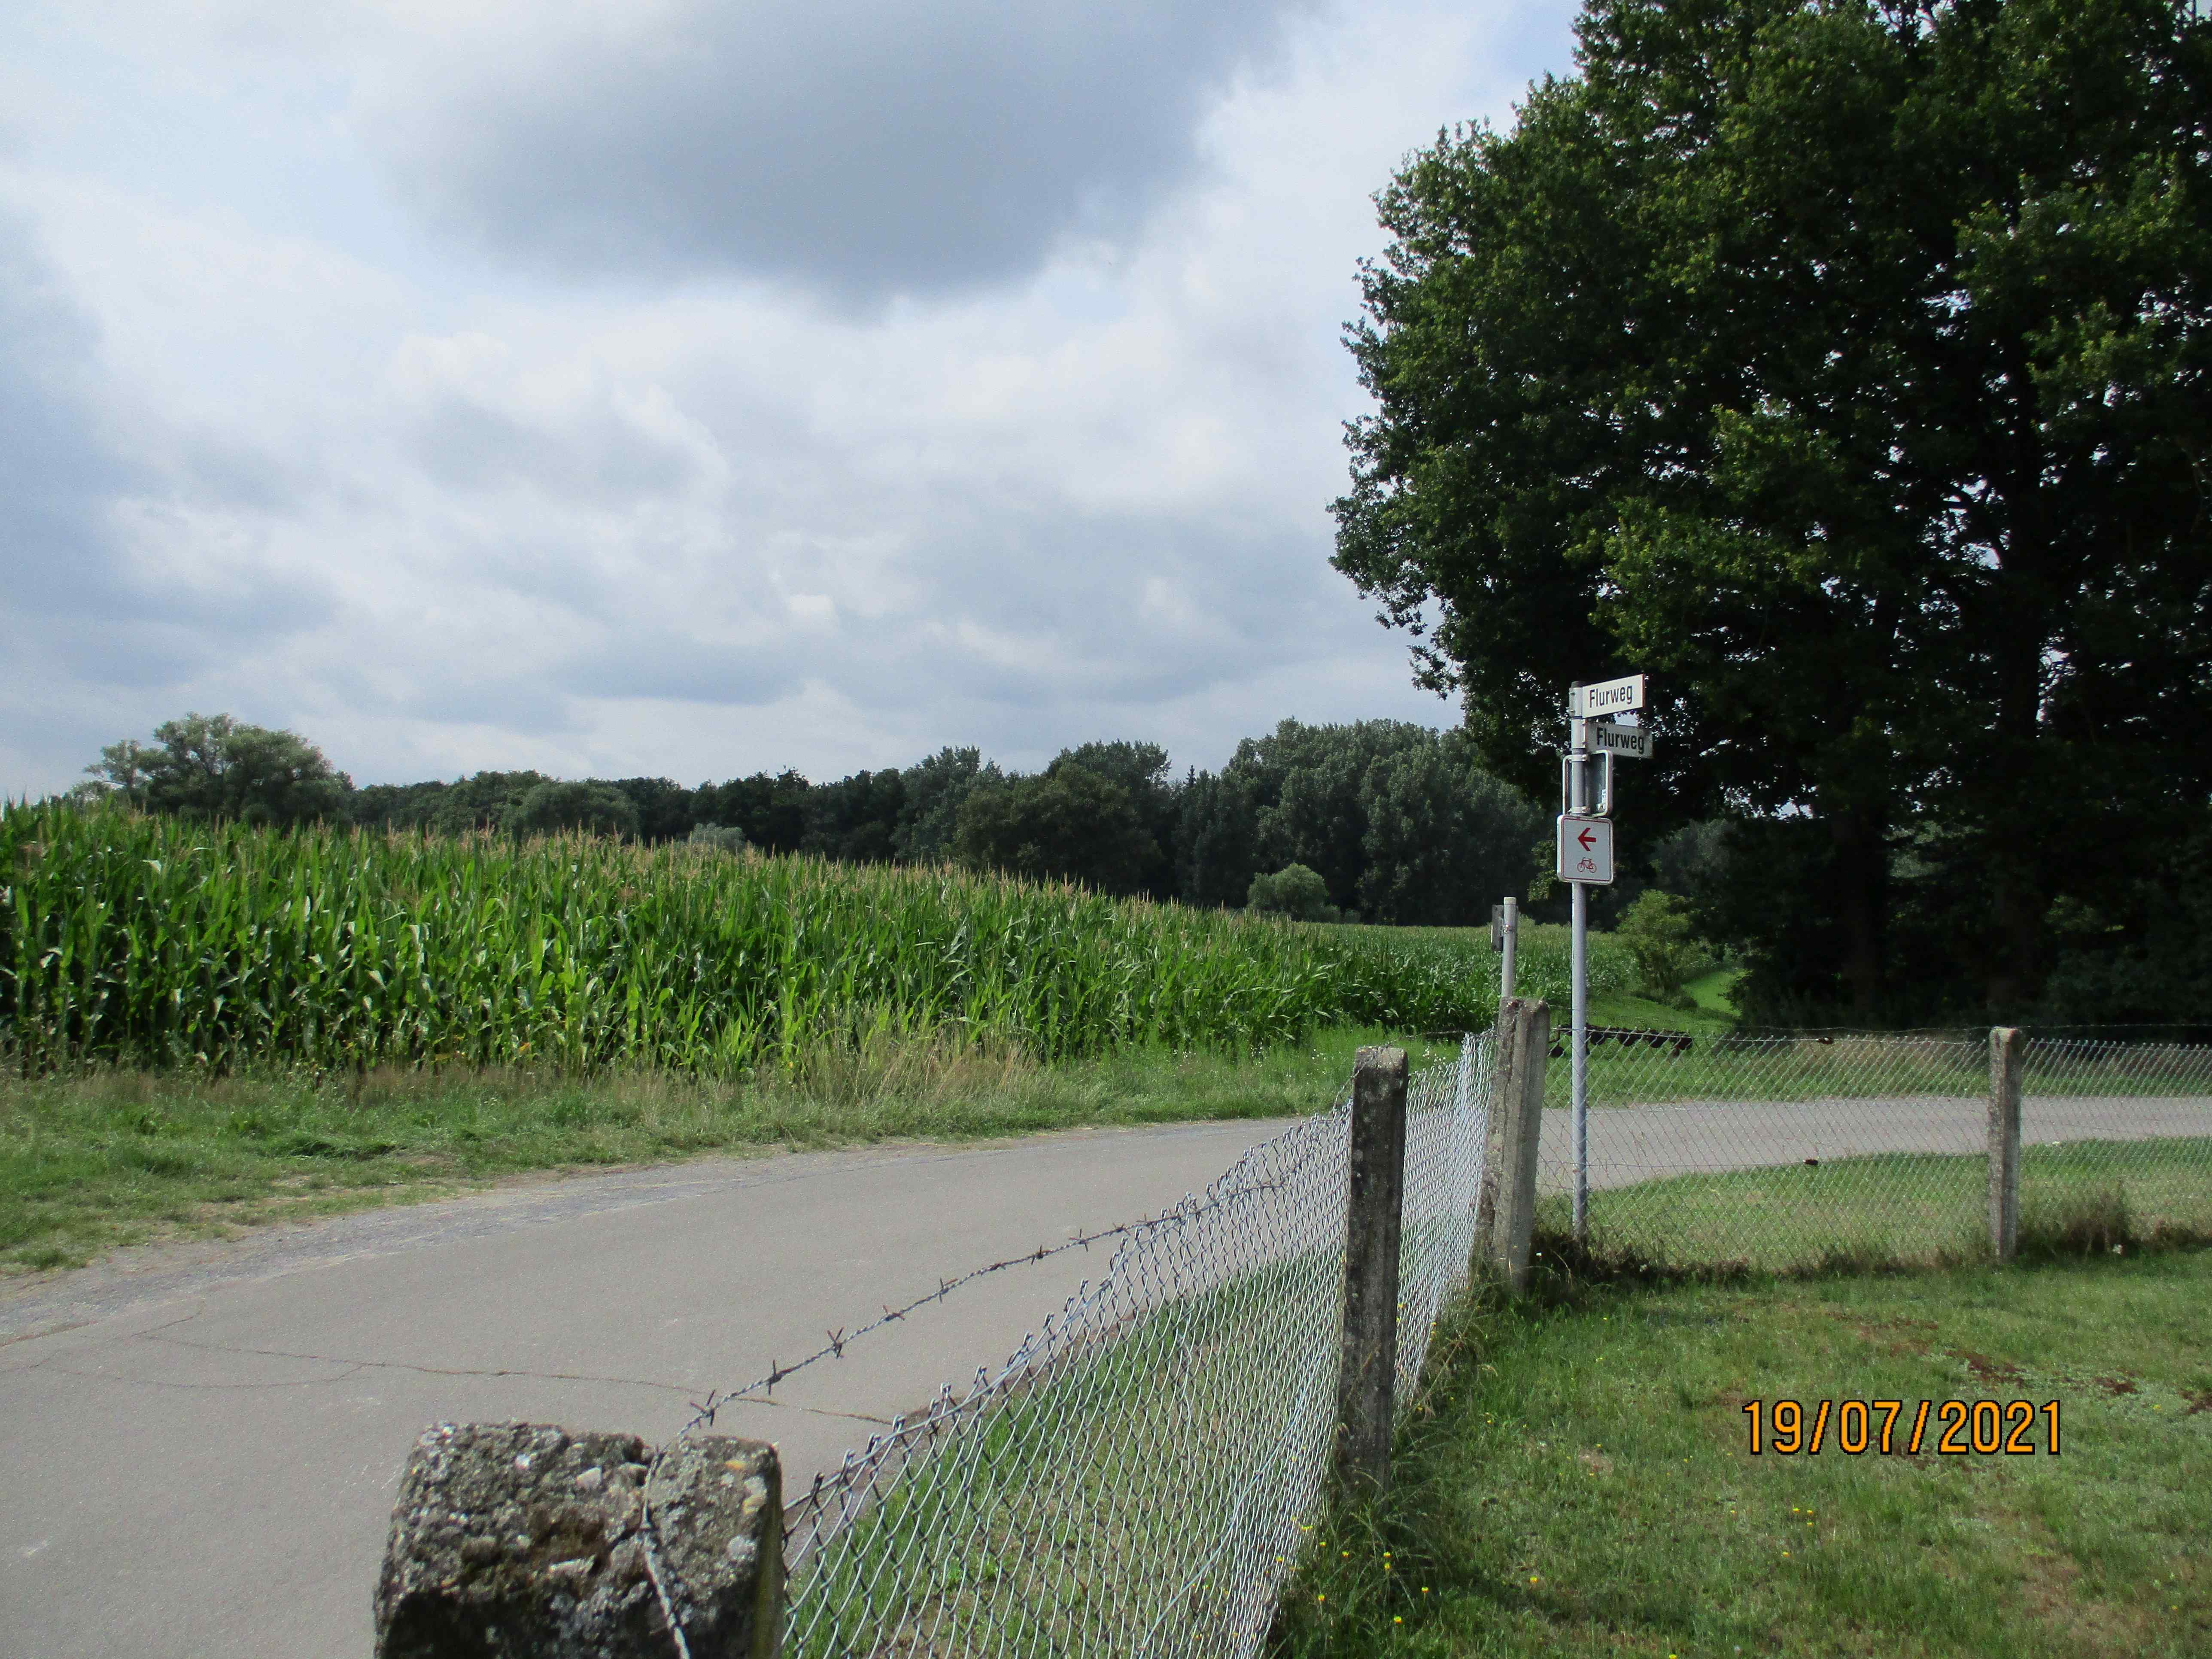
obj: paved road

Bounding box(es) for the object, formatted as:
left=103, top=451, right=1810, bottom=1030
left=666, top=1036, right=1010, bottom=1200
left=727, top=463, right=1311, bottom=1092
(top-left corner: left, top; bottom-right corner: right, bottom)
left=0, top=1119, right=1296, bottom=1659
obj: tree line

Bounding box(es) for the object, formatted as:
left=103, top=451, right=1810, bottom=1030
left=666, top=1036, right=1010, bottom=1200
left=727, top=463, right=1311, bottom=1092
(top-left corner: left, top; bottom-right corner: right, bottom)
left=73, top=711, right=1593, bottom=928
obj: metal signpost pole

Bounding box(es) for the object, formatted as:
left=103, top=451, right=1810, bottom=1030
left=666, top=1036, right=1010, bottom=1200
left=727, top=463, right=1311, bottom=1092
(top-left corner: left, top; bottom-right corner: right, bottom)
left=1501, top=896, right=1518, bottom=1003
left=1557, top=672, right=1642, bottom=1249
left=1568, top=726, right=1589, bottom=1242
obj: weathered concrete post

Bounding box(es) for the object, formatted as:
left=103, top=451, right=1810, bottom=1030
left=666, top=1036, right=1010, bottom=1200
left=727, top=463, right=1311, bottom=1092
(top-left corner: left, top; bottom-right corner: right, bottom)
left=1477, top=998, right=1551, bottom=1293
left=374, top=1422, right=781, bottom=1659
left=1988, top=1026, right=2024, bottom=1263
left=1336, top=1045, right=1409, bottom=1494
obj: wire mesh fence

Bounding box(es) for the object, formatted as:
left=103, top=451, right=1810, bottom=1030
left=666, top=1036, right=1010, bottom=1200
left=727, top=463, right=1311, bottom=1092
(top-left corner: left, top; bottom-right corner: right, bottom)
left=1534, top=1028, right=2212, bottom=1271
left=768, top=1034, right=1491, bottom=1659
left=2015, top=1035, right=2212, bottom=1249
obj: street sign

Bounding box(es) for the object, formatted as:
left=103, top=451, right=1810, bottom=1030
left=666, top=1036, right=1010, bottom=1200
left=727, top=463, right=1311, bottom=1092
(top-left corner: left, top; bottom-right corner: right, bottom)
left=1568, top=675, right=1646, bottom=719
left=1587, top=718, right=1653, bottom=761
left=1556, top=814, right=1614, bottom=884
left=1490, top=903, right=1507, bottom=952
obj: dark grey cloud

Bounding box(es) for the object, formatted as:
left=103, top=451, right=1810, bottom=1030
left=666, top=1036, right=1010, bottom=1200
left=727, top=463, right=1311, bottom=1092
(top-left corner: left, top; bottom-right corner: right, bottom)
left=370, top=0, right=1312, bottom=302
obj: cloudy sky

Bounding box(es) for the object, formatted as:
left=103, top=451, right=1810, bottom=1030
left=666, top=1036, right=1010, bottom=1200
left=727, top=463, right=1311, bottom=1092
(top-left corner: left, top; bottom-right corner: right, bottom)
left=1, top=0, right=1579, bottom=796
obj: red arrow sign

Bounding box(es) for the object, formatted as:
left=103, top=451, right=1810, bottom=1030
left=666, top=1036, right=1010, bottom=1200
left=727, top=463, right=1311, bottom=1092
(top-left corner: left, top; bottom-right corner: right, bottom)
left=1576, top=826, right=1597, bottom=851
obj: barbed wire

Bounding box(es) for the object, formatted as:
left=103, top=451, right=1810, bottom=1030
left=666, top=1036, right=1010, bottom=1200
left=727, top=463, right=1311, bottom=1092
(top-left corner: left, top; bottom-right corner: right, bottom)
left=761, top=1038, right=1488, bottom=1659
left=674, top=1162, right=1312, bottom=1437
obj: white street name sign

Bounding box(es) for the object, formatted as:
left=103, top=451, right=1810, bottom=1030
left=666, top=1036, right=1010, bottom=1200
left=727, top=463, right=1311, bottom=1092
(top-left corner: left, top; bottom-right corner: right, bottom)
left=1568, top=674, right=1646, bottom=718
left=1556, top=814, right=1615, bottom=885
left=1587, top=718, right=1653, bottom=761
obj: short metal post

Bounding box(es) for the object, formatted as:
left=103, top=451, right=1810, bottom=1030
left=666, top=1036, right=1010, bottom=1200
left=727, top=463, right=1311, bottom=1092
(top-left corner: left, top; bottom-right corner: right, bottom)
left=1988, top=1026, right=2024, bottom=1262
left=1500, top=896, right=1519, bottom=1002
left=1337, top=1045, right=1408, bottom=1493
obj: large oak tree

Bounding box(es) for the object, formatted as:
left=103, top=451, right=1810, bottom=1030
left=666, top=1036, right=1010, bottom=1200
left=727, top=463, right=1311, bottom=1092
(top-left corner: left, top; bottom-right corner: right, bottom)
left=1334, top=0, right=2211, bottom=1016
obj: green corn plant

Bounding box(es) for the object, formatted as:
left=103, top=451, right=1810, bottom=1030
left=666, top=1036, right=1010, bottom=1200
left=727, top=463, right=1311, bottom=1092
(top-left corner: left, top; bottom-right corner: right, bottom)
left=2, top=802, right=1494, bottom=1076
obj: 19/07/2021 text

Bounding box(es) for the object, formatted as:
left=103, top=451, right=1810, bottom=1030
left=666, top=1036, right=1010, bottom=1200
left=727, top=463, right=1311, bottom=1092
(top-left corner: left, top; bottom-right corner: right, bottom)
left=1742, top=1399, right=2061, bottom=1456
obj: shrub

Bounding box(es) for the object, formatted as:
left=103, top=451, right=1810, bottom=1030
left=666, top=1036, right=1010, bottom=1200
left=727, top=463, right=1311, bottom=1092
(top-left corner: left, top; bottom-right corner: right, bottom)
left=1613, top=890, right=1702, bottom=998
left=686, top=823, right=750, bottom=854
left=1248, top=863, right=1339, bottom=923
left=511, top=781, right=641, bottom=841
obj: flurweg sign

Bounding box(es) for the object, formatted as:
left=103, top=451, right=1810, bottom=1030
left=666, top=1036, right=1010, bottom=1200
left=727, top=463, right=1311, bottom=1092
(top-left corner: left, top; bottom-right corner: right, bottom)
left=1586, top=718, right=1653, bottom=761
left=1567, top=675, right=1646, bottom=718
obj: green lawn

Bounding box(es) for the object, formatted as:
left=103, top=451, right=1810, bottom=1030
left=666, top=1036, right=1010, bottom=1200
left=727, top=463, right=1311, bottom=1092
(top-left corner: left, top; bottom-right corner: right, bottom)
left=1685, top=967, right=1744, bottom=1021
left=1273, top=1248, right=2212, bottom=1659
left=1584, top=990, right=1737, bottom=1035
left=0, top=1026, right=1465, bottom=1276
left=1538, top=1139, right=2212, bottom=1275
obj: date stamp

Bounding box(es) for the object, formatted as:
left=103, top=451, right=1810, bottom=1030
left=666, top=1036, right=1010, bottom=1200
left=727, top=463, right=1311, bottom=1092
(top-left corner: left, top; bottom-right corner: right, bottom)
left=1742, top=1398, right=2061, bottom=1455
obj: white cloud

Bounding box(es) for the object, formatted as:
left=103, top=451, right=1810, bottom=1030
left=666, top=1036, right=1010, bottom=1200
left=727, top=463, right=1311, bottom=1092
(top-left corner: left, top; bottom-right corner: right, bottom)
left=0, top=0, right=1580, bottom=797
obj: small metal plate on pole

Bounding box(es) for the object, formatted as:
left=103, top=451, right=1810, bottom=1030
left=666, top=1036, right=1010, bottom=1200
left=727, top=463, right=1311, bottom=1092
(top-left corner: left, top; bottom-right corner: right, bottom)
left=1556, top=814, right=1614, bottom=884
left=1567, top=675, right=1646, bottom=719
left=1586, top=718, right=1653, bottom=761
left=1490, top=904, right=1506, bottom=952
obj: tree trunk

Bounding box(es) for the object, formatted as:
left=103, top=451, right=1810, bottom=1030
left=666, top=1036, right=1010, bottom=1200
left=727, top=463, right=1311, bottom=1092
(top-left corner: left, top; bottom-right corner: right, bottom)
left=1984, top=366, right=2052, bottom=1017
left=1986, top=869, right=2040, bottom=1018
left=1829, top=808, right=1887, bottom=1020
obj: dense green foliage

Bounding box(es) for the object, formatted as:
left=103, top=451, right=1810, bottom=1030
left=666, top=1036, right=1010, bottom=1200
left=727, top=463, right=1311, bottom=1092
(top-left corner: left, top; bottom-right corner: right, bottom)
left=0, top=802, right=1496, bottom=1075
left=511, top=779, right=642, bottom=841
left=100, top=714, right=1551, bottom=929
left=1179, top=719, right=1549, bottom=922
left=1334, top=0, right=2212, bottom=1022
left=1332, top=921, right=1637, bottom=1015
left=1247, top=863, right=1338, bottom=922
left=951, top=755, right=1163, bottom=896
left=1611, top=889, right=1703, bottom=999
left=82, top=712, right=352, bottom=827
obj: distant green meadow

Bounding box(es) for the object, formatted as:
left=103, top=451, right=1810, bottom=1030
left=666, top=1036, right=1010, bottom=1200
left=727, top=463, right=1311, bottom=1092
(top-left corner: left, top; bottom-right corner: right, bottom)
left=1, top=801, right=1495, bottom=1076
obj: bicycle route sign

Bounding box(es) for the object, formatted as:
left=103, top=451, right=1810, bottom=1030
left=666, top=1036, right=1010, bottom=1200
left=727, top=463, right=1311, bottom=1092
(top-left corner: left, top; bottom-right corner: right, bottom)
left=1556, top=814, right=1614, bottom=885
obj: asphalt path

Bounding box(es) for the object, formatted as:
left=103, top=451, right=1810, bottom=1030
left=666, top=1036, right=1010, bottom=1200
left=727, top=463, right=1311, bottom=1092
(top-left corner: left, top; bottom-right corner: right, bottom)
left=0, top=1118, right=1297, bottom=1659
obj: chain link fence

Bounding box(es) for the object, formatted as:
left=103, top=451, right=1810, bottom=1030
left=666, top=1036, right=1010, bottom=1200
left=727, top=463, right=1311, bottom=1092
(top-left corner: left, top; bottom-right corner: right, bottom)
left=769, top=1034, right=1491, bottom=1659
left=1534, top=1028, right=2212, bottom=1271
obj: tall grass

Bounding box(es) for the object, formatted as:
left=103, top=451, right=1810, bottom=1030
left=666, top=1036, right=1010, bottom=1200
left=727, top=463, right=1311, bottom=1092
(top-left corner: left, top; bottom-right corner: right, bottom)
left=0, top=803, right=1492, bottom=1075
left=1328, top=922, right=1635, bottom=1013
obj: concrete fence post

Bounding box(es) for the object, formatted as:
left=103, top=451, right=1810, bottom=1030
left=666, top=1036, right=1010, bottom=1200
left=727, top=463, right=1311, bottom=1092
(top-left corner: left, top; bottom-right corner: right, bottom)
left=1988, top=1026, right=2024, bottom=1263
left=1336, top=1044, right=1409, bottom=1494
left=374, top=1422, right=782, bottom=1659
left=1476, top=998, right=1551, bottom=1294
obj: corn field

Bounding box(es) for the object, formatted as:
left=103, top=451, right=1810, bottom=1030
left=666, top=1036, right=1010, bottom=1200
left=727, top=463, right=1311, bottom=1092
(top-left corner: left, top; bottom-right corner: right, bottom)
left=0, top=803, right=1489, bottom=1074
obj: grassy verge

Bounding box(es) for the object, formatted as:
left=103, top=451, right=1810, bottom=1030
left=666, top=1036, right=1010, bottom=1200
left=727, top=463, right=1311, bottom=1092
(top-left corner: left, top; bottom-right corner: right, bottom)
left=1584, top=965, right=1746, bottom=1033
left=0, top=1026, right=1465, bottom=1276
left=1585, top=990, right=1738, bottom=1035
left=1274, top=1247, right=2212, bottom=1658
left=1686, top=966, right=1744, bottom=1021
left=1537, top=1140, right=2212, bottom=1275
